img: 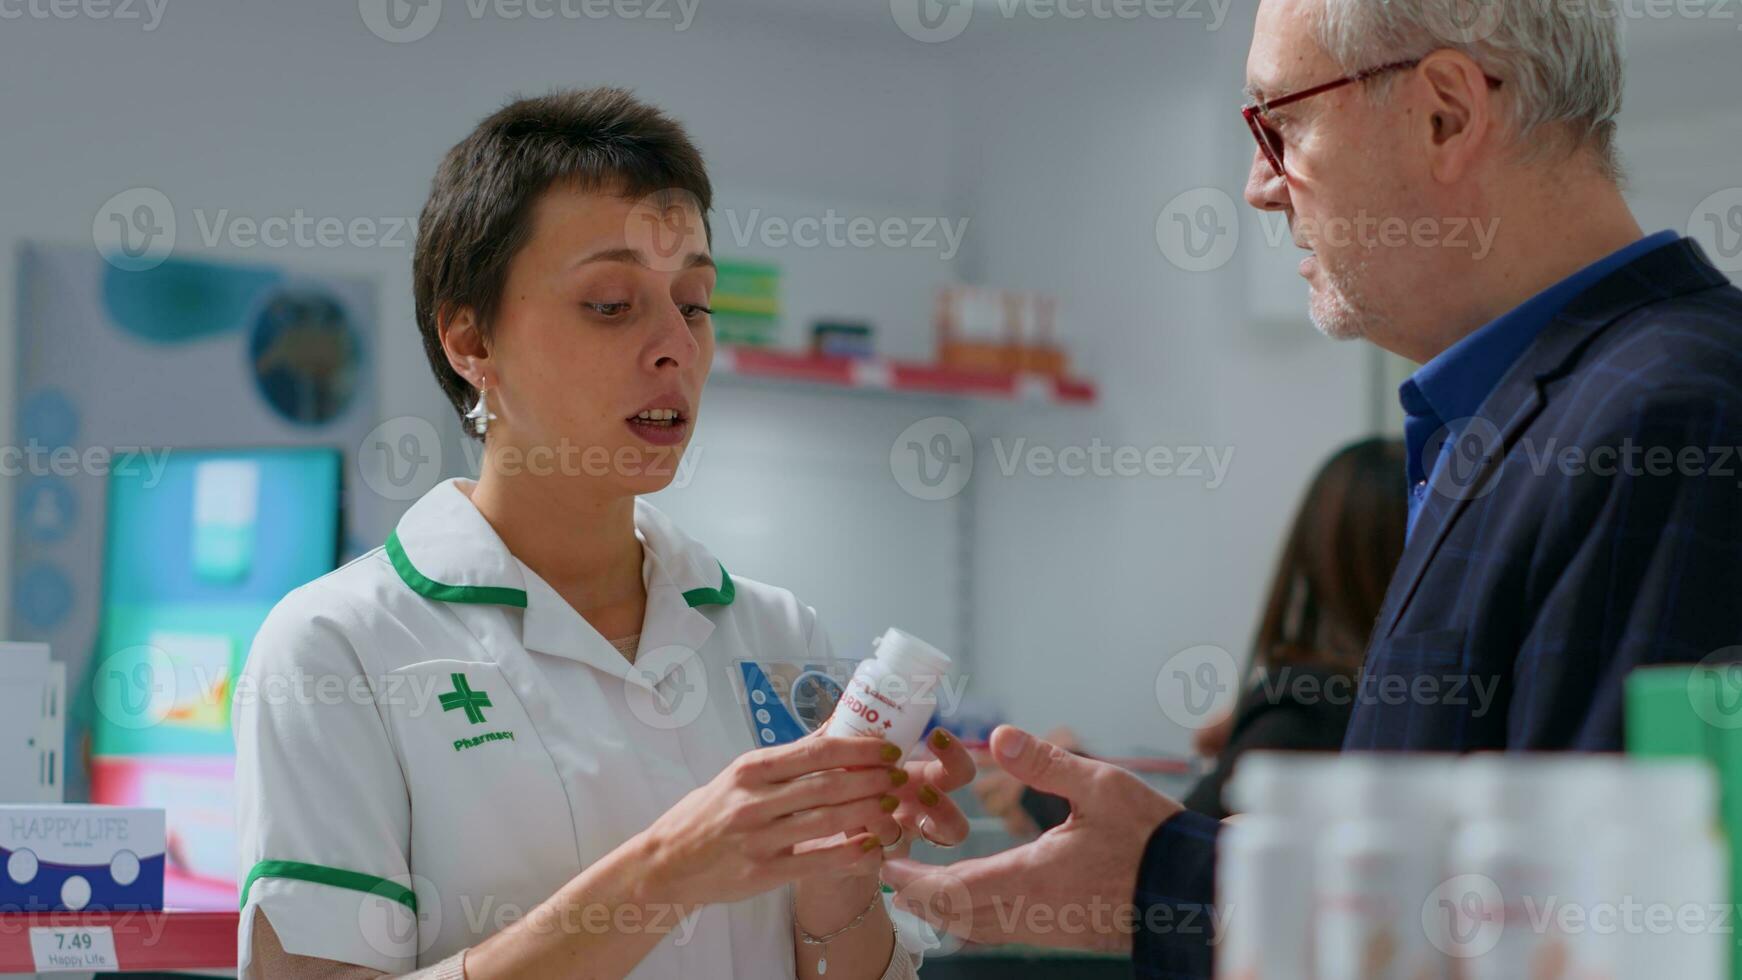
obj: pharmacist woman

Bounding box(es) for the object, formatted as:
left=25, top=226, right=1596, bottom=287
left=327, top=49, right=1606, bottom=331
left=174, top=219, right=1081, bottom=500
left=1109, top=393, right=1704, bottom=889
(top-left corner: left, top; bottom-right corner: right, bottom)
left=232, top=88, right=974, bottom=980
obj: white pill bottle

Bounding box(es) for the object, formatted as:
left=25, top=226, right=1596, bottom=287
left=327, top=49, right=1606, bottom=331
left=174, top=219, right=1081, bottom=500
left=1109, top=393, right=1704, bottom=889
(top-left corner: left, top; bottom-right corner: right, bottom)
left=1596, top=760, right=1728, bottom=980
left=1315, top=754, right=1457, bottom=980
left=1216, top=751, right=1342, bottom=980
left=824, top=627, right=952, bottom=752
left=1446, top=754, right=1619, bottom=980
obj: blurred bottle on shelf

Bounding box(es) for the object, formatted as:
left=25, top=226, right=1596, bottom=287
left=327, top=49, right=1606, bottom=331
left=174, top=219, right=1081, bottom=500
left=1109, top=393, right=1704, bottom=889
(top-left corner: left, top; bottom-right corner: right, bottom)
left=1211, top=738, right=1733, bottom=980
left=1597, top=760, right=1728, bottom=980
left=1313, top=755, right=1456, bottom=980
left=1217, top=752, right=1342, bottom=980
left=1446, top=754, right=1617, bottom=979
left=935, top=284, right=1069, bottom=376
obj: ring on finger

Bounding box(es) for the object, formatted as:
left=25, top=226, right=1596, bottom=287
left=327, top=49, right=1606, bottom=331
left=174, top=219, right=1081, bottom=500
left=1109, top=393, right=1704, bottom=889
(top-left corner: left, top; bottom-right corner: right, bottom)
left=881, top=824, right=906, bottom=850
left=918, top=814, right=960, bottom=849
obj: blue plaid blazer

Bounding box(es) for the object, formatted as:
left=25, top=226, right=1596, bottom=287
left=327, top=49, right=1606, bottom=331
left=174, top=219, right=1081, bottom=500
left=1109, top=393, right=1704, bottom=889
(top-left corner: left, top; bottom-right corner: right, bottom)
left=1133, top=238, right=1742, bottom=979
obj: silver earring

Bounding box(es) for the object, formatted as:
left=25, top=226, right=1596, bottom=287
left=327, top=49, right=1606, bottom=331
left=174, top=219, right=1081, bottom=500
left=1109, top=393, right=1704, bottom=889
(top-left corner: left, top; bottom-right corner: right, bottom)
left=464, top=378, right=497, bottom=435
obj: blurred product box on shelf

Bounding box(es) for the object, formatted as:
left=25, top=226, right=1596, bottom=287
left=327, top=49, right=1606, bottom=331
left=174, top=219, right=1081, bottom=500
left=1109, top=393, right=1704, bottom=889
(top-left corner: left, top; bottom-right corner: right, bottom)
left=810, top=320, right=875, bottom=359
left=712, top=259, right=782, bottom=347
left=1216, top=746, right=1730, bottom=980
left=1, top=805, right=165, bottom=911
left=935, top=284, right=1067, bottom=377
left=0, top=643, right=65, bottom=805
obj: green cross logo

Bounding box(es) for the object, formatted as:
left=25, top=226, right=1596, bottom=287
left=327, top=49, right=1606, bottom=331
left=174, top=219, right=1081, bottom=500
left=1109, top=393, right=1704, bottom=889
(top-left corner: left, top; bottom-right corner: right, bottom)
left=438, top=672, right=492, bottom=725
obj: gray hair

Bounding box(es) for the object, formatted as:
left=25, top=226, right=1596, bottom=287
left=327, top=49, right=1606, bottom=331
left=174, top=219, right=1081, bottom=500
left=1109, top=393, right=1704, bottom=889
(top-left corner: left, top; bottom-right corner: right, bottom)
left=1313, top=0, right=1625, bottom=179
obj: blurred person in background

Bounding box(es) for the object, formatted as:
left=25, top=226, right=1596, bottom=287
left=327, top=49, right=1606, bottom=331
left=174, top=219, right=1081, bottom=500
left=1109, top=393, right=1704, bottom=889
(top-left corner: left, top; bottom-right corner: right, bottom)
left=973, top=437, right=1406, bottom=836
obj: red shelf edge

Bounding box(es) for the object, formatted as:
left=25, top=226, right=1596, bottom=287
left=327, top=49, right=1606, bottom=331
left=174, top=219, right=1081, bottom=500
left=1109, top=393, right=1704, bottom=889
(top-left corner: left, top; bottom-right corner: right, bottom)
left=717, top=346, right=1097, bottom=406
left=0, top=909, right=238, bottom=973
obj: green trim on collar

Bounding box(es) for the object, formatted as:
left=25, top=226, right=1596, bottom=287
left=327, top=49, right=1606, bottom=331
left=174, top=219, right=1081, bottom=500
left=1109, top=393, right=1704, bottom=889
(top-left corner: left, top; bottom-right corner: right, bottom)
left=241, top=859, right=417, bottom=913
left=682, top=562, right=736, bottom=608
left=386, top=530, right=529, bottom=608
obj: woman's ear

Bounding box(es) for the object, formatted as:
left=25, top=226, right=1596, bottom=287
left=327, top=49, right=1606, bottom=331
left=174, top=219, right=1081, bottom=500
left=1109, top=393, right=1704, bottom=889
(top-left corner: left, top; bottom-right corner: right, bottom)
left=440, top=304, right=490, bottom=384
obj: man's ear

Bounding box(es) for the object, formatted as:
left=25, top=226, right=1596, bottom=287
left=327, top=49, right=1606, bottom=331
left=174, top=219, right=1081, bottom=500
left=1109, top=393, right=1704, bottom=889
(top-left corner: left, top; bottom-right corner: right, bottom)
left=1415, top=49, right=1495, bottom=184
left=440, top=304, right=489, bottom=383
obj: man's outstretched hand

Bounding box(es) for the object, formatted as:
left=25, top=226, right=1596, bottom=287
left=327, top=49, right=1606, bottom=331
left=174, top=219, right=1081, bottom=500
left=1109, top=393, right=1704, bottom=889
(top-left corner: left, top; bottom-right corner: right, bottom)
left=881, top=724, right=1183, bottom=954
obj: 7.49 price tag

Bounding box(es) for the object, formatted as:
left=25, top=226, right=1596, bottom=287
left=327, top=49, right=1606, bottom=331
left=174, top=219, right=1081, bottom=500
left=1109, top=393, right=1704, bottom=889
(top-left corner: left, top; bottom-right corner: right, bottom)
left=28, top=926, right=120, bottom=972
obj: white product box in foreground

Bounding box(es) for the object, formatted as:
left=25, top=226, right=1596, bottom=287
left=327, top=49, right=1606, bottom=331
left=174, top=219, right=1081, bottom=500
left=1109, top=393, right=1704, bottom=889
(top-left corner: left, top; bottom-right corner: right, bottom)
left=0, top=805, right=165, bottom=911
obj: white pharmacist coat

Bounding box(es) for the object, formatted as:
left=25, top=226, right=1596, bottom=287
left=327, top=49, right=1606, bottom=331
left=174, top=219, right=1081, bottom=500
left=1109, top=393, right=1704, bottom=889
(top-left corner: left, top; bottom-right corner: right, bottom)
left=234, top=477, right=858, bottom=977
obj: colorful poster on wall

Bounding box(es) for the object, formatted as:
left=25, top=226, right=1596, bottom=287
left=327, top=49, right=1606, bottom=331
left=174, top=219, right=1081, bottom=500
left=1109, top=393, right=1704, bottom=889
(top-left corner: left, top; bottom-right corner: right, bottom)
left=10, top=243, right=380, bottom=908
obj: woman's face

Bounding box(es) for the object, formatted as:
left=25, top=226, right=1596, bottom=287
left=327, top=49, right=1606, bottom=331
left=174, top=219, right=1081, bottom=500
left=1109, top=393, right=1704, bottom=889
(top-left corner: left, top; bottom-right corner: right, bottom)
left=473, top=183, right=715, bottom=497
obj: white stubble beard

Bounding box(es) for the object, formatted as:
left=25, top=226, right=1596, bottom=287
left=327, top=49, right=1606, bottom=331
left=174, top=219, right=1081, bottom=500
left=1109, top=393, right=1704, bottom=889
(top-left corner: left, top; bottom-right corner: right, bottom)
left=1306, top=245, right=1384, bottom=342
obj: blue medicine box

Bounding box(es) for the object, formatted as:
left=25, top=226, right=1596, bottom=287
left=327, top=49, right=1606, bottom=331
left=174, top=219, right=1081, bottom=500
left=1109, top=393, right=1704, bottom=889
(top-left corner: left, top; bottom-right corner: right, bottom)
left=1, top=805, right=165, bottom=911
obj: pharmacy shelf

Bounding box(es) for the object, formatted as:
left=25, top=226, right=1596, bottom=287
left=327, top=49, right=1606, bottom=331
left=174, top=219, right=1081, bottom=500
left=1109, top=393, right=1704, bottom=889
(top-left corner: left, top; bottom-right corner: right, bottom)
left=0, top=909, right=237, bottom=973
left=713, top=346, right=1098, bottom=406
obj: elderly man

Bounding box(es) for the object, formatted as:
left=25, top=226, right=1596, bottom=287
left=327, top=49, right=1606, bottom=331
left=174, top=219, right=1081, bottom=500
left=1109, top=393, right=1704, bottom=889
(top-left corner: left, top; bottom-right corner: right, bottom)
left=884, top=0, right=1742, bottom=975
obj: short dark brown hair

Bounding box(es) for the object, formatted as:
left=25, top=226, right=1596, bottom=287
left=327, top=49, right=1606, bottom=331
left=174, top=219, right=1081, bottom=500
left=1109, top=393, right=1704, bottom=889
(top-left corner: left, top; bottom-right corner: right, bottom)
left=412, top=87, right=714, bottom=438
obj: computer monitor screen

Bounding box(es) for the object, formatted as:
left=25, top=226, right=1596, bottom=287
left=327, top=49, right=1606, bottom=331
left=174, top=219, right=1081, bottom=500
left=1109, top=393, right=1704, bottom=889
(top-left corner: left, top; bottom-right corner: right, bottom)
left=87, top=447, right=342, bottom=908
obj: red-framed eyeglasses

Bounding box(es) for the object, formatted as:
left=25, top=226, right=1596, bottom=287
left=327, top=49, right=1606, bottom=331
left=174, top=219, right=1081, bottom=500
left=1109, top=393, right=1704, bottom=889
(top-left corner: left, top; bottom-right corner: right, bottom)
left=1242, top=58, right=1504, bottom=178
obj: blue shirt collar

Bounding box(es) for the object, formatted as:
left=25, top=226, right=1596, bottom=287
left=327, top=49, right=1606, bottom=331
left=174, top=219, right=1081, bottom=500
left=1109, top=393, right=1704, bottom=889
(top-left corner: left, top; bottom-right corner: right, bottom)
left=1399, top=230, right=1680, bottom=487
